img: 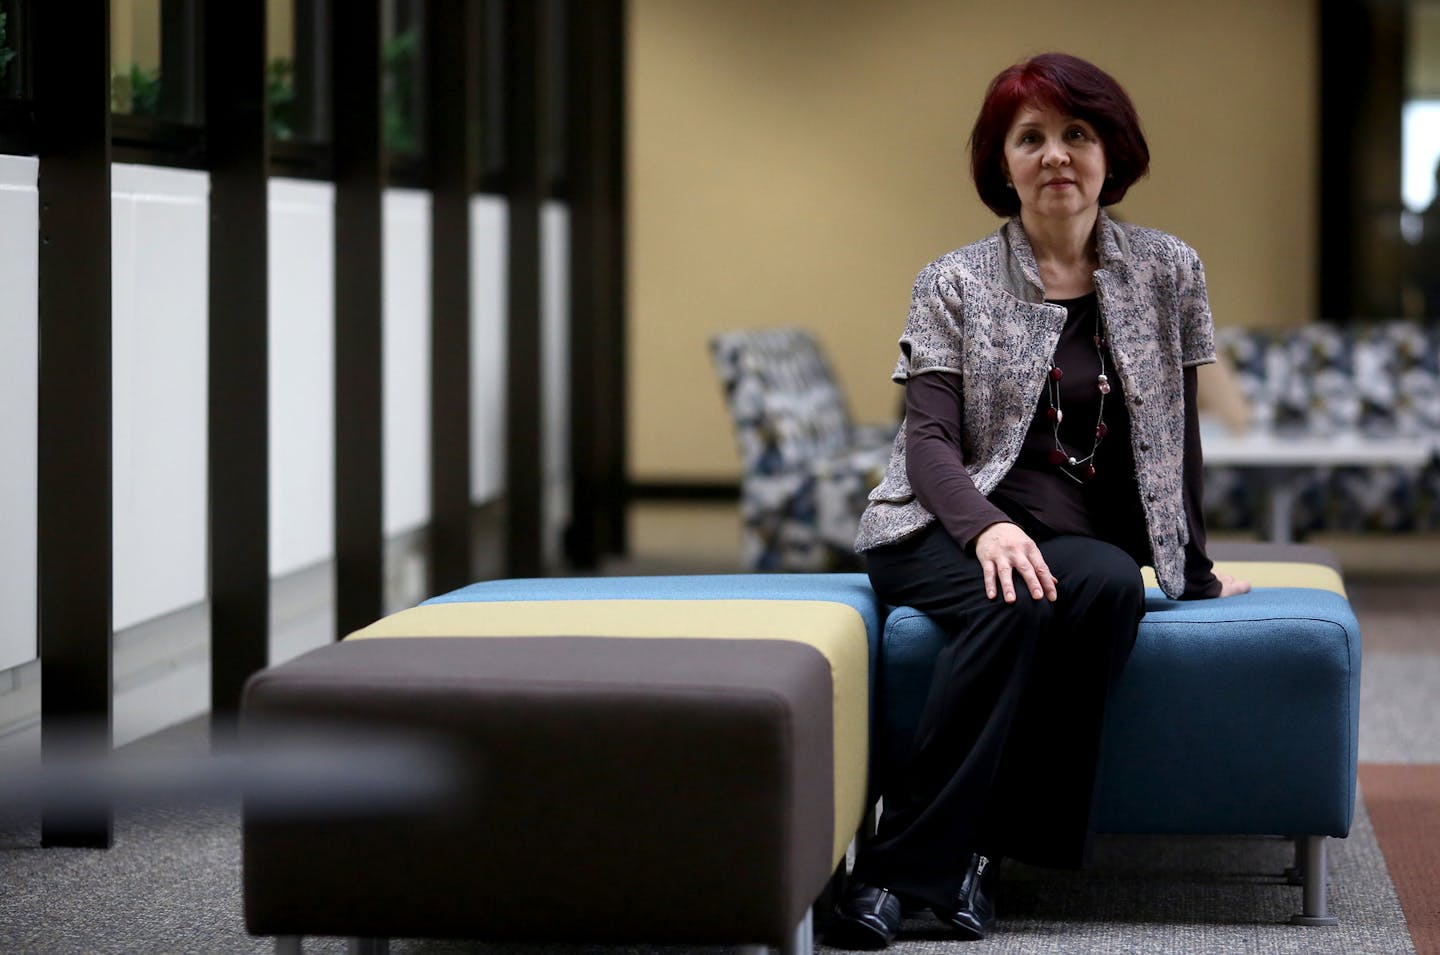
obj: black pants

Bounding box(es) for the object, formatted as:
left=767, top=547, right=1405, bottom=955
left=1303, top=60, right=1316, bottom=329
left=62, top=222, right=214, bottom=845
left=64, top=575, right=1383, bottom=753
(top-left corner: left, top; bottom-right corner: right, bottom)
left=853, top=521, right=1144, bottom=908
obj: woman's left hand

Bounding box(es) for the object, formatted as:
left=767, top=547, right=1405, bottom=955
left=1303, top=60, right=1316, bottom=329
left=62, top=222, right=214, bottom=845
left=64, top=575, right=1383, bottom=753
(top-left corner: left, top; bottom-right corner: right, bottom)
left=1217, top=573, right=1251, bottom=597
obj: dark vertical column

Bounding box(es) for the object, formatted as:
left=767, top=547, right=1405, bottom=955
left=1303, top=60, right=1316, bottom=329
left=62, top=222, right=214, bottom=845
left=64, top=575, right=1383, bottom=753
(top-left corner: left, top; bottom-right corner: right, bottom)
left=505, top=0, right=545, bottom=578
left=33, top=0, right=113, bottom=848
left=426, top=0, right=476, bottom=595
left=206, top=1, right=270, bottom=718
left=565, top=0, right=627, bottom=568
left=1318, top=0, right=1405, bottom=319
left=159, top=0, right=203, bottom=123
left=1318, top=0, right=1365, bottom=318
left=294, top=0, right=331, bottom=143
left=332, top=1, right=385, bottom=636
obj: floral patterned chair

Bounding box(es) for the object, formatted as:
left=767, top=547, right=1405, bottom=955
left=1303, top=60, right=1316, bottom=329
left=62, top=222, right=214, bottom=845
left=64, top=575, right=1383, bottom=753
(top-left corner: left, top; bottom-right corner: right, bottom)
left=710, top=327, right=897, bottom=572
left=1206, top=321, right=1440, bottom=535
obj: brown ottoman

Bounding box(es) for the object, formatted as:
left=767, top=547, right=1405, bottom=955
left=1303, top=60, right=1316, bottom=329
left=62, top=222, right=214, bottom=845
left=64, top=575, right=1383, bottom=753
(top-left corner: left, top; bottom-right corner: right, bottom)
left=242, top=634, right=838, bottom=953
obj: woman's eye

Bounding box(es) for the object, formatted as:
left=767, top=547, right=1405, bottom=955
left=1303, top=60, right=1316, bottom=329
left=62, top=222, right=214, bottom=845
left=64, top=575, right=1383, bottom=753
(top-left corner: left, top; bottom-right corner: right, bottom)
left=1067, top=127, right=1088, bottom=140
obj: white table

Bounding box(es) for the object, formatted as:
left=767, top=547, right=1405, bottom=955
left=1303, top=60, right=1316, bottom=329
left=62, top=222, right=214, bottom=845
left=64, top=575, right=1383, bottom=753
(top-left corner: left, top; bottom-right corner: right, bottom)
left=1199, top=426, right=1436, bottom=542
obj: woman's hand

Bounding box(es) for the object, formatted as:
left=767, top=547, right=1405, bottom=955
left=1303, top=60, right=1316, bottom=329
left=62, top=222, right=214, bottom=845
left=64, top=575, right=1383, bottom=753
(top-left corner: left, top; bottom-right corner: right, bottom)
left=974, top=522, right=1058, bottom=603
left=1216, top=573, right=1251, bottom=597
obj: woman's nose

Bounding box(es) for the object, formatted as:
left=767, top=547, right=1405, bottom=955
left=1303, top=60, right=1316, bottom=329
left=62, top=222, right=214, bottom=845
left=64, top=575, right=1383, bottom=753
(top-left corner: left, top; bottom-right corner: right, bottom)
left=1042, top=140, right=1069, bottom=166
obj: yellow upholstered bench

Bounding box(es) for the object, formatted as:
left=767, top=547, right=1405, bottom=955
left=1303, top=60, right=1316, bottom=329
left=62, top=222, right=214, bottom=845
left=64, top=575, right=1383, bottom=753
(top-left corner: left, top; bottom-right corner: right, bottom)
left=242, top=573, right=881, bottom=955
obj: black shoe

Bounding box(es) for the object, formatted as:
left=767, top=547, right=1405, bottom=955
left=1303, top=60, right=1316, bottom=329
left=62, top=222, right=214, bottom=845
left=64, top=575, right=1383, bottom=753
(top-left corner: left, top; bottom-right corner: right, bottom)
left=827, top=881, right=904, bottom=949
left=932, top=853, right=1000, bottom=941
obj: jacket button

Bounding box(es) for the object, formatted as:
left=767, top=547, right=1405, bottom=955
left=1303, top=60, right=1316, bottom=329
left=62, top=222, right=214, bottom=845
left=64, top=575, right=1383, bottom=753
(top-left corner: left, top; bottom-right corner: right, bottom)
left=1147, top=493, right=1157, bottom=502
left=1132, top=396, right=1144, bottom=406
left=1157, top=536, right=1166, bottom=545
left=1139, top=441, right=1151, bottom=451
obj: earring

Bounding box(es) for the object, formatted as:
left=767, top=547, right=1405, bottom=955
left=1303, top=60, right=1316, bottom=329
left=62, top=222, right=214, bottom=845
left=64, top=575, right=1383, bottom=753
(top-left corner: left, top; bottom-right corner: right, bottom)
left=1006, top=181, right=1015, bottom=189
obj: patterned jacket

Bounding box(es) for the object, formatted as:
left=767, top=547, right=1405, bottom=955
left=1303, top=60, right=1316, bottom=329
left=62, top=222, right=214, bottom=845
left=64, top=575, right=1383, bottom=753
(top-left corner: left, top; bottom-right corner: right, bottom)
left=854, top=211, right=1216, bottom=598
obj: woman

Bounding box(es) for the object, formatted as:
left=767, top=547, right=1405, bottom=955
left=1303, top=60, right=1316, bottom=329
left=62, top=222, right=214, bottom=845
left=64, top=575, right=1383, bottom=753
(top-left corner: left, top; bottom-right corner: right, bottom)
left=830, top=53, right=1251, bottom=948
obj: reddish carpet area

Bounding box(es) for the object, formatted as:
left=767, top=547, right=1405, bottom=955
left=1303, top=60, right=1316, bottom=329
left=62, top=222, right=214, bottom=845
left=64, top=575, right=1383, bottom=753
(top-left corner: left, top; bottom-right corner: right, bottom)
left=1360, top=763, right=1440, bottom=955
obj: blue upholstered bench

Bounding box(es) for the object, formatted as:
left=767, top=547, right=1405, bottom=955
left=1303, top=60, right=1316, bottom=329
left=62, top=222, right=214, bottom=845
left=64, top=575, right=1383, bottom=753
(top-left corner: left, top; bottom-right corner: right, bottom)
left=875, top=543, right=1360, bottom=925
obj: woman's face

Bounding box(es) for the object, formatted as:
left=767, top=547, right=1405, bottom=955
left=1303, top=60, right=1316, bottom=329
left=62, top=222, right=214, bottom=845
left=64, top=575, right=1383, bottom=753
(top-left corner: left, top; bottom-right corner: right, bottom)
left=1002, top=104, right=1107, bottom=226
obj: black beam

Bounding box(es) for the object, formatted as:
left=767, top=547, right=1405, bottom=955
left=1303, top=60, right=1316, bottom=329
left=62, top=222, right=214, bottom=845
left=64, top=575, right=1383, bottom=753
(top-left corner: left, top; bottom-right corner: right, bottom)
left=566, top=0, right=627, bottom=568
left=34, top=0, right=113, bottom=848
left=427, top=0, right=476, bottom=595
left=1318, top=0, right=1365, bottom=318
left=504, top=0, right=545, bottom=578
left=332, top=0, right=385, bottom=636
left=206, top=0, right=270, bottom=718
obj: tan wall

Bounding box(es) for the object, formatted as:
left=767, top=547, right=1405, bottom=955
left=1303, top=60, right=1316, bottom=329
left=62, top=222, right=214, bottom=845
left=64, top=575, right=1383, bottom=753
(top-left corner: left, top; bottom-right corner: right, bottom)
left=628, top=0, right=1318, bottom=483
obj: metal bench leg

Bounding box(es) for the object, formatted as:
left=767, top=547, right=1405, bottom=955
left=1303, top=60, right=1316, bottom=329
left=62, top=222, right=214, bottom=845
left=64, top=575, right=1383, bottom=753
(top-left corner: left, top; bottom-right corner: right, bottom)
left=274, top=938, right=302, bottom=955
left=782, top=908, right=814, bottom=955
left=738, top=909, right=813, bottom=955
left=1289, top=835, right=1339, bottom=926
left=347, top=939, right=389, bottom=954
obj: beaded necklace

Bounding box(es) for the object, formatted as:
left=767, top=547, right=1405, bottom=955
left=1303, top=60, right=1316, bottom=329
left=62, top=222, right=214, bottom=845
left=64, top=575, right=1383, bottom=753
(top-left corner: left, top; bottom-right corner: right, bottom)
left=1044, top=300, right=1110, bottom=485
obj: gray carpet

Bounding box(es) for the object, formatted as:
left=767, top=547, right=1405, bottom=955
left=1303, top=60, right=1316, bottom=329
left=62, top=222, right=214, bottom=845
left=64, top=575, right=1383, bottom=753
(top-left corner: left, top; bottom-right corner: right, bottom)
left=0, top=722, right=1413, bottom=955
left=1, top=571, right=1432, bottom=954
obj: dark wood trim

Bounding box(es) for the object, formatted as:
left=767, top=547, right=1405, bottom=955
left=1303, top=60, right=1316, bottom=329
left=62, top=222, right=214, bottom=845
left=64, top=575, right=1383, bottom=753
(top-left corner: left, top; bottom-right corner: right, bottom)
left=426, top=0, right=475, bottom=595
left=607, top=0, right=629, bottom=557
left=565, top=0, right=627, bottom=568
left=331, top=0, right=385, bottom=636
left=34, top=0, right=113, bottom=849
left=504, top=0, right=544, bottom=578
left=108, top=113, right=205, bottom=167
left=205, top=0, right=269, bottom=719
left=628, top=481, right=741, bottom=502
left=0, top=99, right=36, bottom=155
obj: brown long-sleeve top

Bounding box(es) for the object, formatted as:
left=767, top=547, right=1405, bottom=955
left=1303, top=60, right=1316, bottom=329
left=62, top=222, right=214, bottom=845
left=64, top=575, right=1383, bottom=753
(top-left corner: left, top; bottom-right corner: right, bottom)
left=905, top=292, right=1222, bottom=599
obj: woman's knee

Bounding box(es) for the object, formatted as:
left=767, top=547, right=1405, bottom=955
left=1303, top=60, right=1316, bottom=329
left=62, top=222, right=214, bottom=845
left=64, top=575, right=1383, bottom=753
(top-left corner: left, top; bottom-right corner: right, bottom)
left=989, top=587, right=1057, bottom=633
left=1046, top=538, right=1144, bottom=611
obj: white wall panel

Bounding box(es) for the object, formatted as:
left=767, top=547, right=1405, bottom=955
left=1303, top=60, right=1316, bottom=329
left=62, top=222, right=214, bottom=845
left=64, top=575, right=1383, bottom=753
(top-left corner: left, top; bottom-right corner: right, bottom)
left=469, top=196, right=508, bottom=504
left=111, top=165, right=210, bottom=633
left=0, top=156, right=39, bottom=671
left=541, top=202, right=571, bottom=566
left=382, top=189, right=433, bottom=537
left=267, top=178, right=336, bottom=577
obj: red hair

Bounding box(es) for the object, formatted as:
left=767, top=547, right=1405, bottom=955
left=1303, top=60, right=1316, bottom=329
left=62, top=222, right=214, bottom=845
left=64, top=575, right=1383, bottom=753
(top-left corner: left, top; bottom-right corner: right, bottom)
left=969, top=53, right=1150, bottom=217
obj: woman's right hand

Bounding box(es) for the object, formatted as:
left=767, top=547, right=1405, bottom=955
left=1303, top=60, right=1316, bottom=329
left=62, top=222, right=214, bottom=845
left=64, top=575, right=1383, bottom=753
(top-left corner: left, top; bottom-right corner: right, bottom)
left=974, top=522, right=1058, bottom=603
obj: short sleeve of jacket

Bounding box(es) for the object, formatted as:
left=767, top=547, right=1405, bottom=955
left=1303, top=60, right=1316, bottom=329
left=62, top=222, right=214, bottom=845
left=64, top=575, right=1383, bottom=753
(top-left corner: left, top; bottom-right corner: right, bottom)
left=1177, top=242, right=1217, bottom=368
left=892, top=265, right=966, bottom=382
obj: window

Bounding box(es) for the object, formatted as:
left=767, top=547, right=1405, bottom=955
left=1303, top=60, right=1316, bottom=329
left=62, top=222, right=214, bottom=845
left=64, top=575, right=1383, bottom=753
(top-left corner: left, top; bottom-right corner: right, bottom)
left=0, top=0, right=21, bottom=98
left=109, top=0, right=203, bottom=165
left=268, top=0, right=333, bottom=178
left=0, top=0, right=32, bottom=153
left=384, top=0, right=428, bottom=184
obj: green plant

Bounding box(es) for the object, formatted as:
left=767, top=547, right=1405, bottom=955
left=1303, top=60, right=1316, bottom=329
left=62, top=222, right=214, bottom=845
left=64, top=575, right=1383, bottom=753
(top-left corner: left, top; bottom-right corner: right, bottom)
left=0, top=11, right=17, bottom=85
left=382, top=27, right=418, bottom=155
left=268, top=58, right=296, bottom=141
left=111, top=62, right=163, bottom=116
